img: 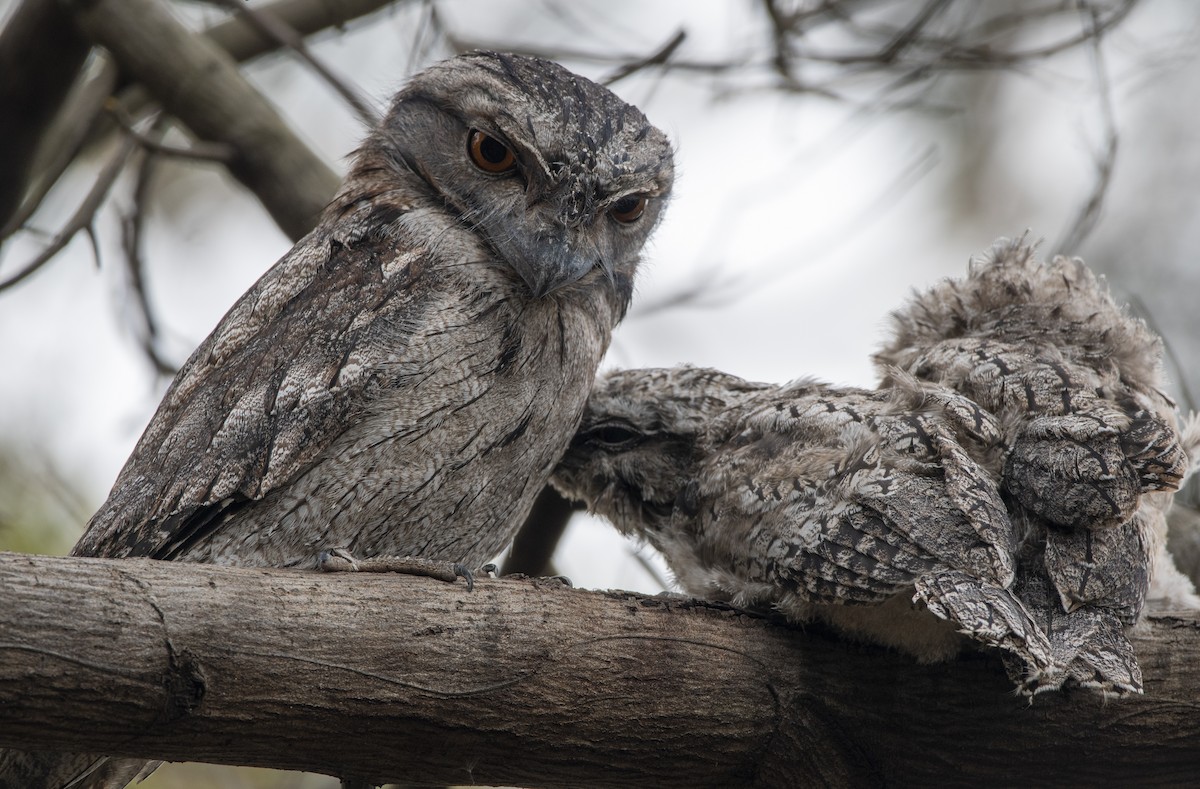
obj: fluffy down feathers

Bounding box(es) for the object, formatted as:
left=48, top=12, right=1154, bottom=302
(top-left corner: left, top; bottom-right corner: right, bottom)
left=876, top=237, right=1196, bottom=692
left=556, top=238, right=1195, bottom=695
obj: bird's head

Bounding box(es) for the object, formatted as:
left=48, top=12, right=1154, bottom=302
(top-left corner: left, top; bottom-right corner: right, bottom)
left=373, top=51, right=674, bottom=309
left=552, top=366, right=764, bottom=535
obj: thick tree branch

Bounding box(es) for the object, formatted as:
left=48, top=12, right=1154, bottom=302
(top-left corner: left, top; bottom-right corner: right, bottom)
left=1, top=552, right=1198, bottom=788
left=63, top=0, right=342, bottom=241
left=4, top=0, right=400, bottom=243
left=0, top=0, right=90, bottom=233
left=97, top=0, right=405, bottom=147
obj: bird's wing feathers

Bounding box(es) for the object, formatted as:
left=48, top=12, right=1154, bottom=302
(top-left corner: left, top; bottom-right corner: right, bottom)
left=75, top=202, right=432, bottom=559
left=1042, top=510, right=1154, bottom=621
left=693, top=388, right=1014, bottom=605
left=1008, top=537, right=1145, bottom=694
left=913, top=570, right=1057, bottom=689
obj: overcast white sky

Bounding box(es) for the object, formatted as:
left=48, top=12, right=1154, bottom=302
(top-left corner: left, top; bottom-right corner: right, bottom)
left=2, top=0, right=1198, bottom=592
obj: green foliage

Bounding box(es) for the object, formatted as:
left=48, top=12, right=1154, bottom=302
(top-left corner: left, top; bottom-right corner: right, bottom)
left=0, top=449, right=85, bottom=555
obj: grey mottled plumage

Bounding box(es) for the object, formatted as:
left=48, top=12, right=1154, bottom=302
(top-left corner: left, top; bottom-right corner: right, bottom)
left=552, top=366, right=1059, bottom=683
left=553, top=239, right=1195, bottom=696
left=874, top=237, right=1196, bottom=692
left=4, top=51, right=672, bottom=788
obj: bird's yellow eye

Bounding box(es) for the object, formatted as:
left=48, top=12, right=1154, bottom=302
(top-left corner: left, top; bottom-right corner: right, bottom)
left=610, top=195, right=647, bottom=224
left=467, top=129, right=517, bottom=174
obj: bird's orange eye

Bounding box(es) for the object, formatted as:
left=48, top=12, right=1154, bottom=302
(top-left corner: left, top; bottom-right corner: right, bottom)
left=610, top=195, right=647, bottom=224
left=468, top=129, right=517, bottom=174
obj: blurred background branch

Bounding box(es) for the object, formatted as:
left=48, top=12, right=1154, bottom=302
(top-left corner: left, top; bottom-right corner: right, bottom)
left=65, top=0, right=340, bottom=240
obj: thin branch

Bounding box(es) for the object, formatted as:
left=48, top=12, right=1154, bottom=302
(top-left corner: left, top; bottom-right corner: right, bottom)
left=630, top=141, right=940, bottom=321
left=630, top=546, right=672, bottom=591
left=208, top=0, right=381, bottom=128
left=0, top=55, right=119, bottom=241
left=114, top=0, right=408, bottom=125
left=1126, top=294, right=1197, bottom=414
left=404, top=0, right=443, bottom=73
left=601, top=28, right=688, bottom=86
left=501, top=487, right=578, bottom=576
left=948, top=0, right=1139, bottom=65
left=120, top=135, right=180, bottom=378
left=204, top=0, right=408, bottom=63
left=447, top=37, right=756, bottom=78
left=451, top=0, right=1141, bottom=100
left=91, top=0, right=405, bottom=155
left=788, top=0, right=1139, bottom=70
left=3, top=0, right=404, bottom=279
left=875, top=0, right=955, bottom=64
left=1054, top=1, right=1119, bottom=255
left=106, top=101, right=235, bottom=163
left=628, top=264, right=743, bottom=320
left=0, top=137, right=137, bottom=293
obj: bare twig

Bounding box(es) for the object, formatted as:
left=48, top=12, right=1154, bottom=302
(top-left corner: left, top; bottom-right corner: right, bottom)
left=628, top=264, right=743, bottom=320
left=787, top=0, right=1139, bottom=70
left=629, top=546, right=672, bottom=591
left=0, top=137, right=137, bottom=293
left=209, top=0, right=381, bottom=127
left=501, top=487, right=578, bottom=576
left=90, top=0, right=405, bottom=154
left=601, top=28, right=687, bottom=86
left=1126, top=294, right=1198, bottom=414
left=4, top=0, right=403, bottom=279
left=119, top=133, right=180, bottom=378
left=0, top=56, right=119, bottom=242
left=629, top=141, right=940, bottom=322
left=1054, top=2, right=1119, bottom=255
left=405, top=0, right=445, bottom=72
left=453, top=0, right=1140, bottom=100
left=106, top=101, right=235, bottom=163
left=948, top=0, right=1139, bottom=66
left=204, top=0, right=406, bottom=63
left=874, top=0, right=955, bottom=64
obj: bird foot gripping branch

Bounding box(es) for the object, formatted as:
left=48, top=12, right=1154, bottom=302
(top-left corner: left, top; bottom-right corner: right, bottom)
left=318, top=548, right=476, bottom=592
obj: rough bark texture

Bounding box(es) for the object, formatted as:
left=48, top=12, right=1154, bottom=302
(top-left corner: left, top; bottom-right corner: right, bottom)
left=0, top=552, right=1198, bottom=787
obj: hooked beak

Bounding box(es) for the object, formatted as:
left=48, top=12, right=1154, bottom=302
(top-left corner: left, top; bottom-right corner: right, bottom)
left=508, top=236, right=604, bottom=298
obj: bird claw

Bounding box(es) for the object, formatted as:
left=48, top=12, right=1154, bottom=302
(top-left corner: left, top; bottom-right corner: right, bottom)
left=318, top=550, right=476, bottom=591
left=452, top=562, right=476, bottom=592
left=318, top=547, right=359, bottom=571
